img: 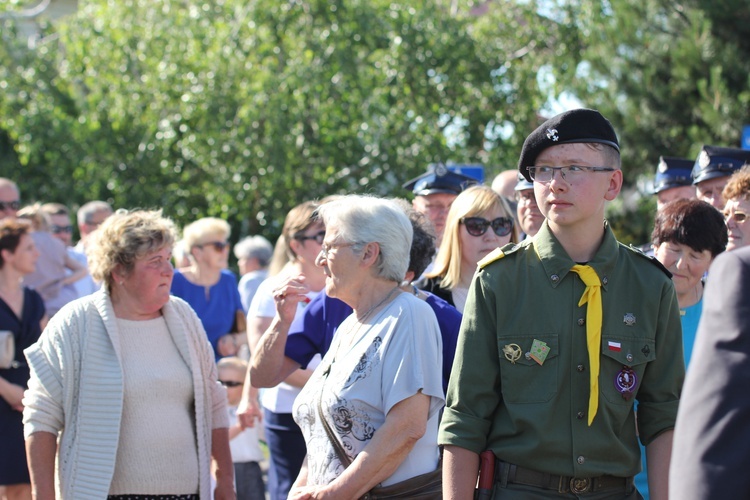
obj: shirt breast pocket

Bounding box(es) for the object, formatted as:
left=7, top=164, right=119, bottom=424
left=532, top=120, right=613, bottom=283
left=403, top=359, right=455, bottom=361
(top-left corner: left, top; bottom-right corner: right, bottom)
left=498, top=334, right=559, bottom=403
left=600, top=335, right=656, bottom=406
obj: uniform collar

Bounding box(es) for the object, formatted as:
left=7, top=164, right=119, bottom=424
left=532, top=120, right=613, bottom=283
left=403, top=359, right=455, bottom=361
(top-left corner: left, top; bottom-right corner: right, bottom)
left=532, top=220, right=618, bottom=291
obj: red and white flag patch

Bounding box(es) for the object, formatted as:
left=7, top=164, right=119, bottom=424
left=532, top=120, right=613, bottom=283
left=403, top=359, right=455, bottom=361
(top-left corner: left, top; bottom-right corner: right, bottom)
left=608, top=341, right=622, bottom=352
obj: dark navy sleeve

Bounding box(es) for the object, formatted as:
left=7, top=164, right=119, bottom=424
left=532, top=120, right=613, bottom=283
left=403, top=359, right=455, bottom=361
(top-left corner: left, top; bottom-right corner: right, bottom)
left=425, top=292, right=462, bottom=393
left=285, top=293, right=353, bottom=368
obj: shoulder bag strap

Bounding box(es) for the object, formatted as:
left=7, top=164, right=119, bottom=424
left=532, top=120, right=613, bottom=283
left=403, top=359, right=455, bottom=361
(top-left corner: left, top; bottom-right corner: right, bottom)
left=316, top=367, right=353, bottom=468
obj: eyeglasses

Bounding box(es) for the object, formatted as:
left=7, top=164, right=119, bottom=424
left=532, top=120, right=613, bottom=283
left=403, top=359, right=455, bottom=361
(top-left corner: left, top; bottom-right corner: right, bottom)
left=295, top=230, right=326, bottom=245
left=51, top=224, right=74, bottom=234
left=460, top=217, right=514, bottom=237
left=527, top=165, right=616, bottom=183
left=218, top=380, right=243, bottom=388
left=320, top=241, right=357, bottom=259
left=724, top=210, right=748, bottom=223
left=0, top=201, right=21, bottom=211
left=196, top=241, right=229, bottom=251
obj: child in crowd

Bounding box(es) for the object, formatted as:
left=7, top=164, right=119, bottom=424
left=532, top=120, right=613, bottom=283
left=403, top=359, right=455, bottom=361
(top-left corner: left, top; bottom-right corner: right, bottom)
left=217, top=357, right=266, bottom=500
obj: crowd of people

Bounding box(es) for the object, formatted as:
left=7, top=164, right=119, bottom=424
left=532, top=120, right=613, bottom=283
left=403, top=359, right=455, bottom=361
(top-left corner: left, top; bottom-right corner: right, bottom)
left=1, top=107, right=750, bottom=500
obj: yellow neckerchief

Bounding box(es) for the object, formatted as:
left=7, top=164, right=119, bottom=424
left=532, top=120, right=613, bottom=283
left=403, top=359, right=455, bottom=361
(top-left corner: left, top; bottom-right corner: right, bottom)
left=570, top=264, right=602, bottom=426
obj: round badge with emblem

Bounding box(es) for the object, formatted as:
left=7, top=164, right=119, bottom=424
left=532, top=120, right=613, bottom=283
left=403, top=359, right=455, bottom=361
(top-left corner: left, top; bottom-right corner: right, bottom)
left=503, top=344, right=522, bottom=364
left=614, top=366, right=638, bottom=400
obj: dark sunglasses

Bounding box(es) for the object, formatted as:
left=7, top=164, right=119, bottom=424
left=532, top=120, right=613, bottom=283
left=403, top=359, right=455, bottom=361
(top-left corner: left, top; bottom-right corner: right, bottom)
left=219, top=380, right=243, bottom=388
left=0, top=201, right=21, bottom=211
left=295, top=229, right=326, bottom=245
left=196, top=241, right=229, bottom=251
left=460, top=216, right=514, bottom=237
left=51, top=224, right=74, bottom=234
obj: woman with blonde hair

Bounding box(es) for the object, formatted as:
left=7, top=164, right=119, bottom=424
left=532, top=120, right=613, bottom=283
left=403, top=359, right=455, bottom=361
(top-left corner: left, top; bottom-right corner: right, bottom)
left=171, top=217, right=244, bottom=359
left=239, top=200, right=327, bottom=500
left=418, top=185, right=517, bottom=313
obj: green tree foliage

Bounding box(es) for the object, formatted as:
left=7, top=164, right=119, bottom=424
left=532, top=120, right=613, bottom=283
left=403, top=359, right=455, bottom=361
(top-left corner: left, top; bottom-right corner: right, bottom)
left=2, top=0, right=748, bottom=245
left=518, top=0, right=750, bottom=243
left=559, top=0, right=750, bottom=182
left=0, top=0, right=558, bottom=240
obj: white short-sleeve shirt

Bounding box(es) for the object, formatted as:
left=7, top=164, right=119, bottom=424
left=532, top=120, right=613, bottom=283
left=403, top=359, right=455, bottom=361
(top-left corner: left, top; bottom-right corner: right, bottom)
left=248, top=276, right=321, bottom=412
left=293, top=292, right=444, bottom=487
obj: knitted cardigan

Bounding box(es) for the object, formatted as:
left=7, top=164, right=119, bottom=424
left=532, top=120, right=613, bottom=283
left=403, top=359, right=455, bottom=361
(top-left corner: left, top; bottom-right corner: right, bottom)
left=23, top=289, right=229, bottom=499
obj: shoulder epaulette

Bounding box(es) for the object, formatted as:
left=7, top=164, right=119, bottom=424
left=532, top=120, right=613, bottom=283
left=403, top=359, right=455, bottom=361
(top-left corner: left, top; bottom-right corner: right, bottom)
left=478, top=243, right=521, bottom=269
left=625, top=244, right=672, bottom=278
left=478, top=248, right=505, bottom=268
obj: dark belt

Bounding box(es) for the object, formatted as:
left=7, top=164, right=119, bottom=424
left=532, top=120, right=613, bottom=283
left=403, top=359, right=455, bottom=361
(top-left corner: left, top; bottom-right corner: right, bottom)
left=496, top=461, right=633, bottom=494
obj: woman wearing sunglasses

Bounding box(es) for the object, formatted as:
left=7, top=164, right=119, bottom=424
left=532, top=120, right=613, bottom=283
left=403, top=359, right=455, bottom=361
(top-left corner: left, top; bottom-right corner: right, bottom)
left=170, top=217, right=245, bottom=359
left=418, top=185, right=518, bottom=313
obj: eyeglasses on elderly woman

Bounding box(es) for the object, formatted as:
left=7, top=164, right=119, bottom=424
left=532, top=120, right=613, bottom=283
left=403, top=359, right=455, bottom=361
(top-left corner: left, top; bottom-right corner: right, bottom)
left=460, top=216, right=514, bottom=237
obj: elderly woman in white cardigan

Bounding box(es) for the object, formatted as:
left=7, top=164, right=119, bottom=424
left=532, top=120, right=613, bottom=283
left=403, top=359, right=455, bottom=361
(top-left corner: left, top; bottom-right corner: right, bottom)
left=23, top=210, right=235, bottom=500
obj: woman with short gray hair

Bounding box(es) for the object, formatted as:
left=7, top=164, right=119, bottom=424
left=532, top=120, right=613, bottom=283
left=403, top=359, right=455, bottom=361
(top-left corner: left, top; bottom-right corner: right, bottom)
left=315, top=196, right=412, bottom=283
left=275, top=195, right=443, bottom=499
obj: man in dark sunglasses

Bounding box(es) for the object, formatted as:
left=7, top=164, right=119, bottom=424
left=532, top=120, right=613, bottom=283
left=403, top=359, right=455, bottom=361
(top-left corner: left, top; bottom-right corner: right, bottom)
left=0, top=178, right=21, bottom=220
left=440, top=109, right=684, bottom=500
left=41, top=203, right=76, bottom=247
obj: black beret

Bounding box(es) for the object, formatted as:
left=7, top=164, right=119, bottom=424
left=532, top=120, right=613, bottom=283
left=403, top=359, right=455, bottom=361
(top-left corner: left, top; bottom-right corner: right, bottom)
left=517, top=108, right=620, bottom=182
left=691, top=145, right=750, bottom=185
left=653, top=156, right=694, bottom=194
left=402, top=163, right=478, bottom=196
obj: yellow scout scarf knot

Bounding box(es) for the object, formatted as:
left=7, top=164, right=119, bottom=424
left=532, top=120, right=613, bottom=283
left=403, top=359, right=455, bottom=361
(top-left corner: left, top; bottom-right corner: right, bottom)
left=570, top=264, right=602, bottom=426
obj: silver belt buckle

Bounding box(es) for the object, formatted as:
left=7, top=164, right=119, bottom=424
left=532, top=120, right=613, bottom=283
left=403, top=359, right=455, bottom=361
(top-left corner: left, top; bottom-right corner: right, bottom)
left=570, top=477, right=591, bottom=494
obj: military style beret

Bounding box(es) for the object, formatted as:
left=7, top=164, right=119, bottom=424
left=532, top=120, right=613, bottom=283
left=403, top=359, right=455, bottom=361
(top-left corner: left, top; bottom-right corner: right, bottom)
left=402, top=163, right=478, bottom=196
left=653, top=157, right=694, bottom=194
left=517, top=108, right=620, bottom=182
left=691, top=145, right=750, bottom=185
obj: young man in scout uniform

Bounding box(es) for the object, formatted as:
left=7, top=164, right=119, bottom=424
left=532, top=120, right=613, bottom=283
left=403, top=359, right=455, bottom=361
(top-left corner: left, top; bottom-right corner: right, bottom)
left=439, top=109, right=684, bottom=499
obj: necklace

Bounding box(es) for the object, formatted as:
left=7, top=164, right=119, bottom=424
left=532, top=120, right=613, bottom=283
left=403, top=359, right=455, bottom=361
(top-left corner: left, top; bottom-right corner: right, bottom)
left=337, top=286, right=401, bottom=354
left=356, top=286, right=400, bottom=322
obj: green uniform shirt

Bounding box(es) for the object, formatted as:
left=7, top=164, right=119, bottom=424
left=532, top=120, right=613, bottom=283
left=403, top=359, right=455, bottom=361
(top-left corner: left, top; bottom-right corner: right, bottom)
left=439, top=221, right=684, bottom=478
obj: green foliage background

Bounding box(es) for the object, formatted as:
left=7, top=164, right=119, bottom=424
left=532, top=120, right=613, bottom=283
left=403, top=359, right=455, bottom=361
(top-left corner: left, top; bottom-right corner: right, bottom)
left=1, top=0, right=749, bottom=246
